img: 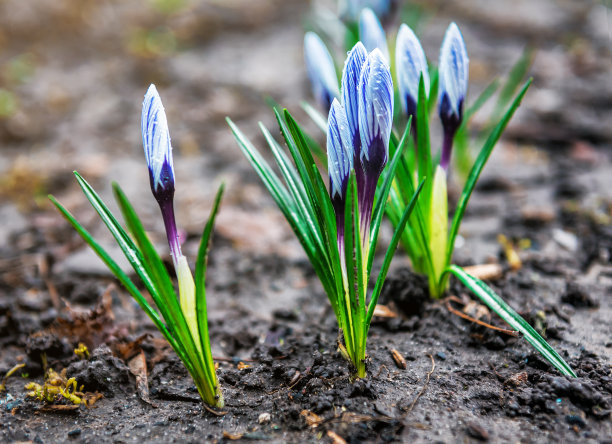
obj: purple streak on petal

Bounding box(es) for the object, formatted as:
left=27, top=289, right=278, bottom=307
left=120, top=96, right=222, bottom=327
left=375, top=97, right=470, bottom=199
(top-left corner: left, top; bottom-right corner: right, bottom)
left=438, top=93, right=462, bottom=172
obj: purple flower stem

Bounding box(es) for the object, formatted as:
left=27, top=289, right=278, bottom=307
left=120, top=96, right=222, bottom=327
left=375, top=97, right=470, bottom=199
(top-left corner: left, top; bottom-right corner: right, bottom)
left=439, top=129, right=455, bottom=172
left=158, top=199, right=182, bottom=266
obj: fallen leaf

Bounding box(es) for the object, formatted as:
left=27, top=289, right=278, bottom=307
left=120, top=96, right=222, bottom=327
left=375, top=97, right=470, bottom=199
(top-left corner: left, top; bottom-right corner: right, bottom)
left=128, top=351, right=156, bottom=407
left=372, top=304, right=397, bottom=319
left=327, top=430, right=347, bottom=444
left=462, top=263, right=503, bottom=281
left=390, top=349, right=406, bottom=370
left=301, top=409, right=323, bottom=427
left=222, top=431, right=244, bottom=440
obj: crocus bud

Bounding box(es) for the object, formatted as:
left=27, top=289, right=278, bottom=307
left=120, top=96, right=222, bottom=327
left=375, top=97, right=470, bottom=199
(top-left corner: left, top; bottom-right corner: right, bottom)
left=357, top=48, right=393, bottom=235
left=304, top=32, right=340, bottom=110
left=396, top=24, right=429, bottom=122
left=438, top=22, right=468, bottom=171
left=359, top=8, right=389, bottom=63
left=142, top=84, right=181, bottom=263
left=327, top=99, right=354, bottom=246
left=142, top=84, right=175, bottom=204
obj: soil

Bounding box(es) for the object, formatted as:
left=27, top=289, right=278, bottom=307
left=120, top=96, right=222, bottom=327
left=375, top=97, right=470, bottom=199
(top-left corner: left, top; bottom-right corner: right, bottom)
left=0, top=0, right=610, bottom=443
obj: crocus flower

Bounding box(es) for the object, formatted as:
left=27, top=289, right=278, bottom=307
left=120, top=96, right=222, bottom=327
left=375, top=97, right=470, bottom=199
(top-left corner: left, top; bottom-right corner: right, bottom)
left=142, top=84, right=181, bottom=264
left=438, top=22, right=469, bottom=171
left=357, top=48, right=393, bottom=237
left=327, top=99, right=354, bottom=250
left=304, top=32, right=340, bottom=110
left=395, top=23, right=429, bottom=135
left=359, top=8, right=389, bottom=63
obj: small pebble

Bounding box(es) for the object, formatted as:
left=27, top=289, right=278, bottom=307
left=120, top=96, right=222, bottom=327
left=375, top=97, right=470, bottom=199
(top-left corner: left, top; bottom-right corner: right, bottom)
left=67, top=429, right=81, bottom=437
left=258, top=412, right=271, bottom=424
left=436, top=352, right=447, bottom=361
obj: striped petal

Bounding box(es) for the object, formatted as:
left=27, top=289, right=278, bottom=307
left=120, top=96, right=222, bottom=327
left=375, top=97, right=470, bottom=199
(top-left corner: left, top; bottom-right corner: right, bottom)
left=340, top=42, right=368, bottom=150
left=304, top=32, right=340, bottom=110
left=357, top=48, right=393, bottom=175
left=327, top=99, right=354, bottom=200
left=395, top=23, right=429, bottom=117
left=359, top=8, right=389, bottom=62
left=142, top=84, right=175, bottom=201
left=438, top=22, right=469, bottom=122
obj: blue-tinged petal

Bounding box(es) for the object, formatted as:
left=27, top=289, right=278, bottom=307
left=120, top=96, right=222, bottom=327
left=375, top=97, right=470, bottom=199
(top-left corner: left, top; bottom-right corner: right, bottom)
left=395, top=23, right=429, bottom=117
left=359, top=8, right=389, bottom=62
left=304, top=32, right=340, bottom=110
left=438, top=22, right=469, bottom=122
left=357, top=48, right=393, bottom=174
left=142, top=84, right=175, bottom=200
left=340, top=0, right=396, bottom=23
left=340, top=42, right=368, bottom=149
left=327, top=99, right=354, bottom=201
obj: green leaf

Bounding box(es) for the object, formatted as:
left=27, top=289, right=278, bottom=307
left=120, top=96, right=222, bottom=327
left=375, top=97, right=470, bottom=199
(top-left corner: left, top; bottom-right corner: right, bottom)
left=301, top=101, right=327, bottom=134
left=368, top=118, right=411, bottom=271
left=416, top=75, right=433, bottom=210
left=342, top=174, right=358, bottom=358
left=446, top=79, right=532, bottom=266
left=427, top=68, right=439, bottom=116
left=493, top=48, right=533, bottom=122
left=69, top=173, right=197, bottom=362
left=49, top=195, right=176, bottom=349
left=463, top=79, right=500, bottom=124
left=112, top=183, right=216, bottom=401
left=194, top=183, right=225, bottom=394
left=366, top=179, right=425, bottom=329
left=446, top=265, right=576, bottom=378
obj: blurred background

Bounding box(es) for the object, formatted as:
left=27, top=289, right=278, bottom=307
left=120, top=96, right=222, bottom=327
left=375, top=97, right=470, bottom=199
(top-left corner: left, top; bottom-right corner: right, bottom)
left=0, top=0, right=611, bottom=310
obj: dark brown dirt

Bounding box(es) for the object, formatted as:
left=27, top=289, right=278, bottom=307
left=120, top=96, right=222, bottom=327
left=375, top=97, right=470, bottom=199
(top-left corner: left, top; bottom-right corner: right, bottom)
left=0, top=0, right=610, bottom=443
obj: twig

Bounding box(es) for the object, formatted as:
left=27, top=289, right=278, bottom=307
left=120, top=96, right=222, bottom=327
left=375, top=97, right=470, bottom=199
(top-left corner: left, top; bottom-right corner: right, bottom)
left=445, top=296, right=519, bottom=337
left=201, top=403, right=227, bottom=417
left=374, top=364, right=389, bottom=379
left=403, top=354, right=435, bottom=415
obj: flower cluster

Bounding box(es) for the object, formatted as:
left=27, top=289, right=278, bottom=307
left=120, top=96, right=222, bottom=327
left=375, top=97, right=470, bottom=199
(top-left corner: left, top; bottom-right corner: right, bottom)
left=327, top=43, right=393, bottom=251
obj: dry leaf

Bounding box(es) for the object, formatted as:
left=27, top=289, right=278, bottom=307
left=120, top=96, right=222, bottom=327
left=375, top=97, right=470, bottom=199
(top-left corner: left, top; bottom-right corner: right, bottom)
left=128, top=350, right=156, bottom=407
left=327, top=430, right=347, bottom=444
left=372, top=304, right=397, bottom=319
left=222, top=431, right=244, bottom=440
left=390, top=349, right=406, bottom=369
left=301, top=409, right=323, bottom=427
left=462, top=263, right=503, bottom=281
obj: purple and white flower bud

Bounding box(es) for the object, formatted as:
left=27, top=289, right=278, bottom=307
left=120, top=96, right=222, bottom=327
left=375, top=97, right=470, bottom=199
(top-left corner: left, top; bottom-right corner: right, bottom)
left=396, top=24, right=429, bottom=128
left=359, top=8, right=389, bottom=63
left=304, top=32, right=340, bottom=111
left=327, top=99, right=354, bottom=247
left=438, top=22, right=468, bottom=171
left=357, top=48, right=393, bottom=235
left=142, top=84, right=181, bottom=263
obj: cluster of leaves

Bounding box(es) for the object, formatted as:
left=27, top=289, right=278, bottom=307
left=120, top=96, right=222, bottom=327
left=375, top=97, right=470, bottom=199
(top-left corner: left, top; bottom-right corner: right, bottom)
left=50, top=174, right=225, bottom=407
left=228, top=107, right=422, bottom=377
